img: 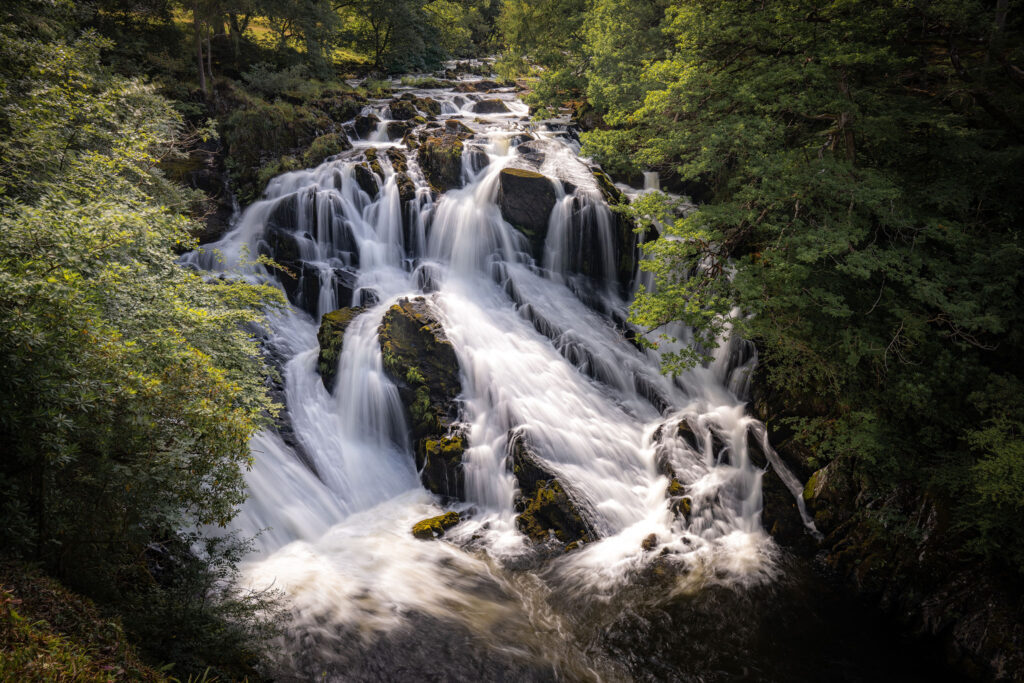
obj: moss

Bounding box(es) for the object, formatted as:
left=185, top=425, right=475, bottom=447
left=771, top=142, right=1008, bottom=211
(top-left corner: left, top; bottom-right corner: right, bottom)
left=503, top=167, right=546, bottom=179
left=411, top=511, right=461, bottom=539
left=302, top=132, right=352, bottom=167
left=364, top=147, right=384, bottom=177
left=516, top=480, right=591, bottom=546
left=667, top=478, right=685, bottom=497
left=803, top=470, right=820, bottom=501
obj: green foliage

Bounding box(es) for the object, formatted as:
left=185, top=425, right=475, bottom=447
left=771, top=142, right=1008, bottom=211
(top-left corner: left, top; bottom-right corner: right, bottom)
left=0, top=9, right=283, bottom=677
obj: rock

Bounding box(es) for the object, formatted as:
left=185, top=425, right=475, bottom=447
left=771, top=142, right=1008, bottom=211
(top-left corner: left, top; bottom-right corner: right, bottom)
left=353, top=113, right=380, bottom=138
left=419, top=433, right=466, bottom=499
left=802, top=460, right=855, bottom=537
left=472, top=98, right=510, bottom=114
left=508, top=430, right=595, bottom=548
left=364, top=148, right=383, bottom=177
left=302, top=132, right=352, bottom=167
left=496, top=168, right=557, bottom=257
left=379, top=298, right=465, bottom=497
left=316, top=307, right=365, bottom=392
left=388, top=99, right=419, bottom=120
left=386, top=148, right=408, bottom=174
left=353, top=163, right=378, bottom=199
left=592, top=169, right=624, bottom=205
left=444, top=119, right=473, bottom=135
left=386, top=121, right=411, bottom=140
left=641, top=533, right=658, bottom=551
left=311, top=92, right=365, bottom=123
left=760, top=467, right=810, bottom=549
left=396, top=172, right=416, bottom=205
left=417, top=133, right=467, bottom=193
left=402, top=132, right=420, bottom=149
left=411, top=511, right=461, bottom=539
left=413, top=97, right=441, bottom=116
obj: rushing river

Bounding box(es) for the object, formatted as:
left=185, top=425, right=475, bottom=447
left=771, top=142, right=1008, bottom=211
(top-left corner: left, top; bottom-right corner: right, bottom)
left=186, top=73, right=952, bottom=682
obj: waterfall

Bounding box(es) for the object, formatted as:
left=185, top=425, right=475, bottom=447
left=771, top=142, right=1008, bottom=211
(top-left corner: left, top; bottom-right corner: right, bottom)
left=187, top=74, right=812, bottom=679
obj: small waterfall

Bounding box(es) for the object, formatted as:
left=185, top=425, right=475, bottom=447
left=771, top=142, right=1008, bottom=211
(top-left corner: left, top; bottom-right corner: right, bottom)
left=187, top=74, right=813, bottom=678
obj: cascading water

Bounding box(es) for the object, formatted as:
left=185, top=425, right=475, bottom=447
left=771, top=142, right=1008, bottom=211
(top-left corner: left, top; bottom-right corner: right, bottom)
left=182, top=72, right=864, bottom=682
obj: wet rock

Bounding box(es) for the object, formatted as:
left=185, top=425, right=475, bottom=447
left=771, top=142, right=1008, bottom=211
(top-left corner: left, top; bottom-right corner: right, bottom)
left=472, top=99, right=510, bottom=114
left=444, top=119, right=473, bottom=135
left=402, top=132, right=420, bottom=150
left=641, top=533, right=659, bottom=551
left=411, top=511, right=461, bottom=539
left=316, top=307, right=365, bottom=392
left=386, top=120, right=411, bottom=140
left=802, top=460, right=855, bottom=538
left=388, top=99, right=419, bottom=120
left=311, top=92, right=365, bottom=123
left=496, top=168, right=557, bottom=257
left=417, top=132, right=467, bottom=193
left=302, top=132, right=352, bottom=167
left=593, top=169, right=624, bottom=206
left=419, top=432, right=466, bottom=499
left=508, top=431, right=595, bottom=548
left=413, top=97, right=441, bottom=116
left=353, top=113, right=380, bottom=139
left=387, top=148, right=408, bottom=174
left=465, top=145, right=489, bottom=174
left=364, top=148, right=384, bottom=177
left=353, top=163, right=379, bottom=199
left=379, top=297, right=465, bottom=498
left=396, top=172, right=416, bottom=205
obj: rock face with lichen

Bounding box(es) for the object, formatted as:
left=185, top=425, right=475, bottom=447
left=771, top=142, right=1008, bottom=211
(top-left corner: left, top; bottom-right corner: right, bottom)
left=411, top=511, right=461, bottom=539
left=507, top=430, right=595, bottom=549
left=316, top=307, right=364, bottom=392
left=378, top=297, right=465, bottom=498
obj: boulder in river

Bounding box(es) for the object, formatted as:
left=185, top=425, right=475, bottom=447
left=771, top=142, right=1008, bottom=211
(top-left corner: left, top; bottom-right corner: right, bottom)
left=417, top=132, right=468, bottom=193
left=353, top=163, right=378, bottom=199
left=302, top=132, right=352, bottom=167
left=388, top=99, right=419, bottom=120
left=379, top=297, right=465, bottom=498
left=316, top=307, right=365, bottom=392
left=472, top=98, right=510, bottom=114
left=508, top=430, right=595, bottom=548
left=497, top=168, right=557, bottom=257
left=353, top=113, right=379, bottom=138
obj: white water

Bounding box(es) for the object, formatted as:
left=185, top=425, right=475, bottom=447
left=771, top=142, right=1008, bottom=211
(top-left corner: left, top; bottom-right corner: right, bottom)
left=186, top=74, right=810, bottom=677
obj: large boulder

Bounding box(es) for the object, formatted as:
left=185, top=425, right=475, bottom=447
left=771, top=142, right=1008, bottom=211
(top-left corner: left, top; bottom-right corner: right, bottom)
left=507, top=431, right=595, bottom=549
left=411, top=511, right=461, bottom=539
left=413, top=97, right=441, bottom=116
left=497, top=168, right=557, bottom=257
left=353, top=163, right=378, bottom=199
left=417, top=132, right=467, bottom=193
left=388, top=99, right=419, bottom=120
left=455, top=80, right=503, bottom=93
left=472, top=98, right=510, bottom=114
left=316, top=307, right=365, bottom=392
left=353, top=113, right=380, bottom=138
left=379, top=298, right=465, bottom=498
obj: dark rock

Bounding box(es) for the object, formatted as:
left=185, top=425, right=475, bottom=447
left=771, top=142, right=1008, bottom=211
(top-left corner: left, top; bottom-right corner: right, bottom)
left=444, top=119, right=473, bottom=135
left=353, top=163, right=379, bottom=199
left=386, top=148, right=408, bottom=174
left=507, top=430, right=595, bottom=548
left=316, top=307, right=365, bottom=392
left=386, top=120, right=411, bottom=140
left=417, top=132, right=467, bottom=193
left=465, top=146, right=489, bottom=174
left=388, top=99, right=419, bottom=120
left=396, top=173, right=416, bottom=206
left=496, top=168, right=557, bottom=257
left=378, top=298, right=465, bottom=498
left=472, top=98, right=510, bottom=114
left=364, top=147, right=383, bottom=177
left=353, top=113, right=380, bottom=138
left=411, top=511, right=461, bottom=539
left=641, top=533, right=658, bottom=551
left=311, top=92, right=365, bottom=123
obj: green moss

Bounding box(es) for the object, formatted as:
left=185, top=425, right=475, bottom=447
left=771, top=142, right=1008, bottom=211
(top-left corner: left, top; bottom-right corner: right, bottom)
left=667, top=478, right=685, bottom=497
left=503, top=167, right=545, bottom=179
left=316, top=307, right=365, bottom=391
left=302, top=132, right=352, bottom=167
left=803, top=471, right=820, bottom=501
left=364, top=147, right=384, bottom=177
left=411, top=511, right=461, bottom=539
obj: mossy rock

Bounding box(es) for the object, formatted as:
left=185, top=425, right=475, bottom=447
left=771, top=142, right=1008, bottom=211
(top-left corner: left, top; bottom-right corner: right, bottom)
left=387, top=148, right=408, bottom=174
left=472, top=98, right=510, bottom=114
left=593, top=168, right=624, bottom=205
left=417, top=134, right=466, bottom=193
left=255, top=155, right=304, bottom=195
left=508, top=430, right=595, bottom=548
left=311, top=92, right=366, bottom=123
left=411, top=511, right=461, bottom=539
left=413, top=97, right=442, bottom=116
left=418, top=433, right=466, bottom=498
left=316, top=307, right=365, bottom=392
left=496, top=168, right=557, bottom=258
left=364, top=147, right=384, bottom=177
left=353, top=113, right=380, bottom=138
left=386, top=120, right=412, bottom=140
left=389, top=99, right=419, bottom=120
left=303, top=132, right=352, bottom=167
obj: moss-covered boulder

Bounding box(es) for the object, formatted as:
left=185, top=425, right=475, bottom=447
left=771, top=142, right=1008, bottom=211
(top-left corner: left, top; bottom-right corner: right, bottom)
left=802, top=460, right=856, bottom=537
left=386, top=120, right=412, bottom=140
left=387, top=148, right=408, bottom=174
left=472, top=98, right=510, bottom=114
left=310, top=91, right=366, bottom=123
left=364, top=147, right=384, bottom=177
left=417, top=132, right=467, bottom=193
left=455, top=80, right=503, bottom=93
left=302, top=132, right=352, bottom=167
left=508, top=431, right=595, bottom=548
left=388, top=98, right=419, bottom=120
left=353, top=113, right=380, bottom=138
left=497, top=168, right=557, bottom=257
left=411, top=511, right=461, bottom=539
left=413, top=96, right=441, bottom=116
left=379, top=297, right=465, bottom=497
left=316, top=307, right=364, bottom=392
